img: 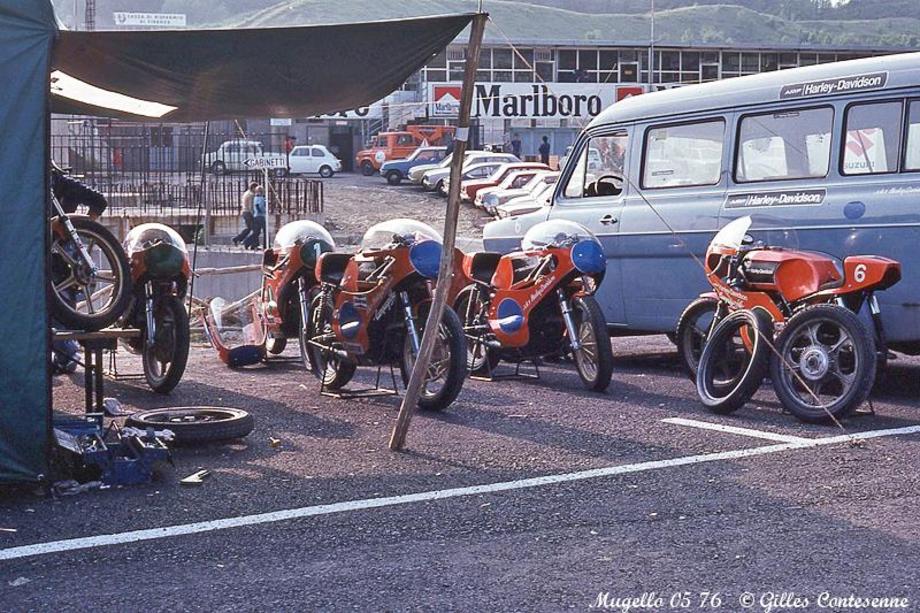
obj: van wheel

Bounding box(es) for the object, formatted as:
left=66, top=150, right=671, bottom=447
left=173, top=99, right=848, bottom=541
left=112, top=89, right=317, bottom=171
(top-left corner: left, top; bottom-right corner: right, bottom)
left=386, top=171, right=402, bottom=185
left=319, top=165, right=334, bottom=178
left=360, top=161, right=375, bottom=176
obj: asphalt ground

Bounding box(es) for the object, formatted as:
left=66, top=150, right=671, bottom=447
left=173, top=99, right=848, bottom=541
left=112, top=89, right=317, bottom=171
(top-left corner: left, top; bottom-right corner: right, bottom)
left=3, top=333, right=920, bottom=612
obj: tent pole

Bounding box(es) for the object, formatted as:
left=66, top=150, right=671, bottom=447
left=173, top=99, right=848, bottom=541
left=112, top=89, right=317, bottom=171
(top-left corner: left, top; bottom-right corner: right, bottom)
left=188, top=120, right=210, bottom=313
left=389, top=13, right=488, bottom=451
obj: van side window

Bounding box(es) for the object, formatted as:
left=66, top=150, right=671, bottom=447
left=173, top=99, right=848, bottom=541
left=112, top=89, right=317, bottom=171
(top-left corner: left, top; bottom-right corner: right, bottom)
left=642, top=120, right=724, bottom=189
left=904, top=102, right=920, bottom=171
left=842, top=101, right=903, bottom=175
left=736, top=108, right=832, bottom=182
left=562, top=134, right=628, bottom=199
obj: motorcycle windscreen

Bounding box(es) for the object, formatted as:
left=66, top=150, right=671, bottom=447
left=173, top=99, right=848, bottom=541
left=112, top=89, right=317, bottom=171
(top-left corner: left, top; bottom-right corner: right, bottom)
left=201, top=296, right=266, bottom=367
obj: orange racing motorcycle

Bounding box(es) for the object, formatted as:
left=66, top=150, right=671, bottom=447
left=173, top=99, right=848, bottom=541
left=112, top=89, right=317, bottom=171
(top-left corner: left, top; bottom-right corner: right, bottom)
left=455, top=220, right=613, bottom=392
left=119, top=223, right=191, bottom=393
left=307, top=219, right=467, bottom=411
left=685, top=216, right=900, bottom=422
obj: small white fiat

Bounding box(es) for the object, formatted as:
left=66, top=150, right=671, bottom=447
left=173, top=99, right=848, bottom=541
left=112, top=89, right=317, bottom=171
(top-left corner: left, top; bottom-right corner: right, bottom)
left=288, top=145, right=343, bottom=178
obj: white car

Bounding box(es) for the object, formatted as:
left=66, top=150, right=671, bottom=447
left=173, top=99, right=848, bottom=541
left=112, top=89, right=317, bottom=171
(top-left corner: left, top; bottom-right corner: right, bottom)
left=481, top=171, right=559, bottom=215
left=421, top=152, right=519, bottom=193
left=558, top=146, right=602, bottom=173
left=288, top=145, right=342, bottom=178
left=202, top=139, right=288, bottom=176
left=495, top=181, right=555, bottom=219
left=473, top=169, right=546, bottom=209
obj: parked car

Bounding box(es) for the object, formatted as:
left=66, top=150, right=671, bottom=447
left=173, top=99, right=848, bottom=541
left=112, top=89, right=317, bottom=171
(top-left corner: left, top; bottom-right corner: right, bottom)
left=479, top=171, right=559, bottom=214
left=483, top=52, right=920, bottom=354
left=380, top=146, right=447, bottom=185
left=422, top=153, right=519, bottom=193
left=202, top=139, right=288, bottom=176
left=558, top=146, right=602, bottom=172
left=439, top=161, right=513, bottom=198
left=409, top=150, right=487, bottom=185
left=461, top=163, right=550, bottom=203
left=288, top=145, right=342, bottom=178
left=495, top=182, right=555, bottom=219
left=355, top=126, right=454, bottom=176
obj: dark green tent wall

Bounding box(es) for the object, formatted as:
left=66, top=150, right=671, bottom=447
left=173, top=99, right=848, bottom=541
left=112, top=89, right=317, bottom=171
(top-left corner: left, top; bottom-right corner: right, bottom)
left=0, top=1, right=55, bottom=483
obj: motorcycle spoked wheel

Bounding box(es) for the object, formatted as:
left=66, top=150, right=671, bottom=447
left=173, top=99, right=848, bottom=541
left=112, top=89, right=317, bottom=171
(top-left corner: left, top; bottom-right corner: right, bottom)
left=454, top=286, right=500, bottom=375
left=696, top=308, right=772, bottom=414
left=304, top=292, right=356, bottom=390
left=399, top=307, right=467, bottom=411
left=569, top=296, right=614, bottom=392
left=50, top=217, right=131, bottom=331
left=142, top=295, right=190, bottom=394
left=770, top=304, right=876, bottom=424
left=675, top=296, right=719, bottom=379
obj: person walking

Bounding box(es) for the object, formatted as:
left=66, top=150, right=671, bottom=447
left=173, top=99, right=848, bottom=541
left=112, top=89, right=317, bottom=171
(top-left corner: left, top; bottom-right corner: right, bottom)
left=232, top=182, right=258, bottom=247
left=244, top=186, right=267, bottom=250
left=539, top=136, right=551, bottom=166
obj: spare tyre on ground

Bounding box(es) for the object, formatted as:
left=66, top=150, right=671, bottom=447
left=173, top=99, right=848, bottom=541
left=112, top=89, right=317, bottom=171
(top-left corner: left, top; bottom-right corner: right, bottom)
left=126, top=407, right=254, bottom=444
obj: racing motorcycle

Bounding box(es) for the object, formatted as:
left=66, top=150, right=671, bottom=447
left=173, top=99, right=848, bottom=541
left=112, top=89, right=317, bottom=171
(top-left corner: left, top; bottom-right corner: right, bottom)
left=50, top=180, right=131, bottom=331
left=261, top=220, right=336, bottom=361
left=686, top=215, right=900, bottom=422
left=307, top=219, right=467, bottom=411
left=120, top=223, right=191, bottom=393
left=455, top=220, right=613, bottom=392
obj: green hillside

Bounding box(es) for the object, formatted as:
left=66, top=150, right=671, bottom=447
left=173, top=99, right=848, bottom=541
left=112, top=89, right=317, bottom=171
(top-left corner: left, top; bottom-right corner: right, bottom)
left=235, top=0, right=920, bottom=48
left=51, top=0, right=920, bottom=49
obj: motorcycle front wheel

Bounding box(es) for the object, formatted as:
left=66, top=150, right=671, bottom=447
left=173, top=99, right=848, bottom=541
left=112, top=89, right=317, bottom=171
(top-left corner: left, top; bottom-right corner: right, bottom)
left=570, top=296, right=614, bottom=392
left=142, top=295, right=190, bottom=394
left=400, top=307, right=467, bottom=411
left=50, top=217, right=131, bottom=331
left=696, top=308, right=771, bottom=414
left=770, top=304, right=876, bottom=423
left=304, top=292, right=355, bottom=390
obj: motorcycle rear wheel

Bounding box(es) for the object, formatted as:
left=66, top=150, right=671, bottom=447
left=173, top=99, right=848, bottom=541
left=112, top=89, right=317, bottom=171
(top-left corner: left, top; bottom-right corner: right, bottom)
left=50, top=217, right=131, bottom=331
left=454, top=286, right=500, bottom=376
left=696, top=309, right=772, bottom=414
left=770, top=304, right=876, bottom=423
left=142, top=295, right=190, bottom=394
left=305, top=292, right=356, bottom=390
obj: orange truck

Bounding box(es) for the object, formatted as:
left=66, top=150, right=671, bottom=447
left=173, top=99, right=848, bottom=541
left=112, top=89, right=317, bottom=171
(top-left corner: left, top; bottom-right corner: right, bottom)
left=356, top=125, right=455, bottom=176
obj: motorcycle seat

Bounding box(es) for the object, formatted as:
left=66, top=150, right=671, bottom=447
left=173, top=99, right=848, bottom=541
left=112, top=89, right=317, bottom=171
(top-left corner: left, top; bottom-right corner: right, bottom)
left=470, top=252, right=502, bottom=286
left=317, top=252, right=351, bottom=286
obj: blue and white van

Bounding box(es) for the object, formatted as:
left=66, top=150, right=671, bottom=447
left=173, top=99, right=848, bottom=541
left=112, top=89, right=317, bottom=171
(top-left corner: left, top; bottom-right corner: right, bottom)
left=483, top=53, right=920, bottom=353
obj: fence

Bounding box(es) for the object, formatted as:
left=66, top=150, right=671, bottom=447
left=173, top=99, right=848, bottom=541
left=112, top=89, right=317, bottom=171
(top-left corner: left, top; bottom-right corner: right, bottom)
left=50, top=118, right=323, bottom=219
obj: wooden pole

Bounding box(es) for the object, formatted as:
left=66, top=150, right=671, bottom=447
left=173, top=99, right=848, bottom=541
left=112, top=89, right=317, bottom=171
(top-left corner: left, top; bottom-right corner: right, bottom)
left=389, top=13, right=488, bottom=451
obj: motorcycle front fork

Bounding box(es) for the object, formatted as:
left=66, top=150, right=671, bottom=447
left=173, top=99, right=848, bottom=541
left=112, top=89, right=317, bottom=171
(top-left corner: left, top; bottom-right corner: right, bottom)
left=558, top=289, right=580, bottom=352
left=144, top=282, right=157, bottom=345
left=54, top=199, right=98, bottom=273
left=298, top=277, right=312, bottom=335
left=401, top=291, right=422, bottom=355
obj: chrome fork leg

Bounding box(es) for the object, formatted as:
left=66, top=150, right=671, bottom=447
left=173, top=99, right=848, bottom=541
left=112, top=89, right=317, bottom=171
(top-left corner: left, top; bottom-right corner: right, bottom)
left=144, top=282, right=157, bottom=345
left=558, top=289, right=580, bottom=351
left=401, top=291, right=421, bottom=355
left=298, top=277, right=311, bottom=334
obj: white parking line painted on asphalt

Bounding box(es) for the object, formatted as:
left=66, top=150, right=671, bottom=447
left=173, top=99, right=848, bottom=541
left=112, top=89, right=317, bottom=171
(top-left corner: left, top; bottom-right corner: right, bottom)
left=662, top=417, right=813, bottom=444
left=2, top=424, right=919, bottom=562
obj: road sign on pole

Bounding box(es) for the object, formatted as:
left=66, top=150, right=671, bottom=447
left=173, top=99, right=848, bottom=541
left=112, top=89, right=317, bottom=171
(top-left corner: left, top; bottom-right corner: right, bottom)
left=243, top=158, right=286, bottom=170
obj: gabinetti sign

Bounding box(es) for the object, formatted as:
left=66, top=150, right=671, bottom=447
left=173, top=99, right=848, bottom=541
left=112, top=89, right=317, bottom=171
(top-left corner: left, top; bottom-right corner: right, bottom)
left=430, top=83, right=620, bottom=120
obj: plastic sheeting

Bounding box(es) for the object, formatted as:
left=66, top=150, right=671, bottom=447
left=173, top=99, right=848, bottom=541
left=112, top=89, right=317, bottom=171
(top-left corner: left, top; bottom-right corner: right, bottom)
left=50, top=13, right=474, bottom=122
left=0, top=1, right=55, bottom=483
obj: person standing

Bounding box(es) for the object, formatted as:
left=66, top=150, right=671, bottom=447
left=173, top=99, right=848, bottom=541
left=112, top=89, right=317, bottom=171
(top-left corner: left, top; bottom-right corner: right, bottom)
left=539, top=135, right=551, bottom=166
left=233, top=182, right=258, bottom=247
left=510, top=133, right=522, bottom=159
left=244, top=186, right=267, bottom=250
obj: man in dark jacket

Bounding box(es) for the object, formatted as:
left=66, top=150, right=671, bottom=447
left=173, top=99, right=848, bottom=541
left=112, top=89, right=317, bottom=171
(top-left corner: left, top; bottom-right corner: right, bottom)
left=539, top=136, right=551, bottom=166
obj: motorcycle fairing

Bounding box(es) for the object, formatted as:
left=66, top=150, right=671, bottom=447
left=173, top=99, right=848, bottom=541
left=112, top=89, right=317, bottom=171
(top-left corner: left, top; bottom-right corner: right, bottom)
left=201, top=297, right=267, bottom=367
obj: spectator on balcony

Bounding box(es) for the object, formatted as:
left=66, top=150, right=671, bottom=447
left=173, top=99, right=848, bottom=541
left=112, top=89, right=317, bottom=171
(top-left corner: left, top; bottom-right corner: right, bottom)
left=232, top=182, right=258, bottom=247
